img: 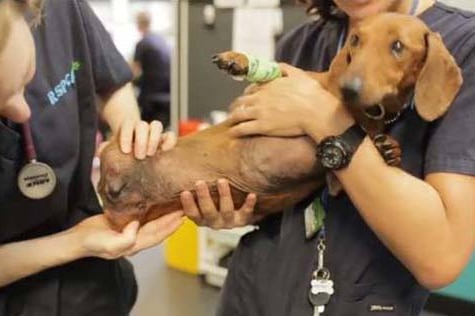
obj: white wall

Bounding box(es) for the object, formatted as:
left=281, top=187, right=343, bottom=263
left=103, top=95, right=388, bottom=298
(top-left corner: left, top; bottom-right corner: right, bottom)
left=441, top=0, right=475, bottom=11
left=88, top=0, right=175, bottom=60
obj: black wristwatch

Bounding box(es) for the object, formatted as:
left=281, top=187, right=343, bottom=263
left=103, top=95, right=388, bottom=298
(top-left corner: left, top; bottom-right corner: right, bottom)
left=316, top=124, right=366, bottom=170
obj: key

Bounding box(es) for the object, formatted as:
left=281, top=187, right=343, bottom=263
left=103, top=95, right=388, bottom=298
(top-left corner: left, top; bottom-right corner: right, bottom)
left=309, top=276, right=334, bottom=315
left=309, top=281, right=332, bottom=316
left=309, top=233, right=334, bottom=316
left=313, top=305, right=325, bottom=316
left=309, top=291, right=331, bottom=306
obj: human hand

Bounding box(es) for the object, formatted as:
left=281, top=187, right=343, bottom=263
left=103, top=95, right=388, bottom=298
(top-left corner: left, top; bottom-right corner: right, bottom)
left=180, top=179, right=260, bottom=230
left=228, top=64, right=354, bottom=141
left=118, top=119, right=177, bottom=160
left=71, top=212, right=184, bottom=259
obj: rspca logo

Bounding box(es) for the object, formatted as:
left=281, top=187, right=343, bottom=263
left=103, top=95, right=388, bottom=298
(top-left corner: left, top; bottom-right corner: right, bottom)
left=47, top=61, right=81, bottom=106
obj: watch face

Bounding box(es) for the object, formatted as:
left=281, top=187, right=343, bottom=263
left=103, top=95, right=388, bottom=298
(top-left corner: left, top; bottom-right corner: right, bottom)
left=321, top=146, right=345, bottom=169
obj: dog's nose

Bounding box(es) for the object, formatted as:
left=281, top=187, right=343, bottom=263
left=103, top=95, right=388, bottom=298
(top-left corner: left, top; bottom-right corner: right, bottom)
left=106, top=177, right=126, bottom=201
left=341, top=77, right=363, bottom=102
left=104, top=164, right=126, bottom=202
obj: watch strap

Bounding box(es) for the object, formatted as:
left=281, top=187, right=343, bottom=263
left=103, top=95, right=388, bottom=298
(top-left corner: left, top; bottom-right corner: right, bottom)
left=340, top=124, right=366, bottom=153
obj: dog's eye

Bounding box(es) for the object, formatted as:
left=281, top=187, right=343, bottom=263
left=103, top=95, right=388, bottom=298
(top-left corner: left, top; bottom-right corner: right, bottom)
left=350, top=34, right=359, bottom=47
left=346, top=53, right=352, bottom=64
left=391, top=40, right=405, bottom=56
left=135, top=202, right=147, bottom=211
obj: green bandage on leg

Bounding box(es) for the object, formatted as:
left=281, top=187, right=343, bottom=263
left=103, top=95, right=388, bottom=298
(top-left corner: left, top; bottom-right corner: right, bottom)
left=245, top=54, right=282, bottom=83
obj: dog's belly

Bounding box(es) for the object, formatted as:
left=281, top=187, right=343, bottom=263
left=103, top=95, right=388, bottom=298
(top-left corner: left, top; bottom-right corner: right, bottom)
left=100, top=123, right=325, bottom=229
left=237, top=135, right=322, bottom=192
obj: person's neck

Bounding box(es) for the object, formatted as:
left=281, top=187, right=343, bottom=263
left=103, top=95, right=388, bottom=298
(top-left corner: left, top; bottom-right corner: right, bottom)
left=140, top=28, right=151, bottom=36
left=390, top=0, right=436, bottom=15
left=389, top=0, right=416, bottom=15
left=348, top=0, right=435, bottom=28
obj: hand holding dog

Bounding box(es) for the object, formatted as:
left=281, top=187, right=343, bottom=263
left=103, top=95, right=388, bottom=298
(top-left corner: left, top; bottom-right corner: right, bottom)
left=119, top=119, right=177, bottom=160
left=69, top=212, right=184, bottom=259
left=228, top=64, right=354, bottom=141
left=181, top=179, right=260, bottom=229
left=97, top=120, right=177, bottom=160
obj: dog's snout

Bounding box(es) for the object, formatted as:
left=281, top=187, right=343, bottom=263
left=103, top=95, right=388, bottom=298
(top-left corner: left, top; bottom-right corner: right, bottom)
left=106, top=176, right=126, bottom=202
left=103, top=163, right=127, bottom=202
left=341, top=77, right=363, bottom=103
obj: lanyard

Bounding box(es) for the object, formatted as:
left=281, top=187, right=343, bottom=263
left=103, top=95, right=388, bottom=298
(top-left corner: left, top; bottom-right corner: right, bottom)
left=22, top=123, right=38, bottom=162
left=17, top=122, right=57, bottom=199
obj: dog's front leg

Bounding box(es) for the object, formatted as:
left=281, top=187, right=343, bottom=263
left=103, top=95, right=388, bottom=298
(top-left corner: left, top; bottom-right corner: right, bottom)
left=372, top=134, right=402, bottom=166
left=212, top=52, right=250, bottom=78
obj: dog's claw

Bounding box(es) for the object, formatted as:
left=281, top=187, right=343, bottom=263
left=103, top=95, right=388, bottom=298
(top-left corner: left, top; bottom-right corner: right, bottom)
left=384, top=149, right=394, bottom=157
left=211, top=55, right=220, bottom=64
left=387, top=158, right=402, bottom=166
left=212, top=52, right=249, bottom=78
left=372, top=134, right=402, bottom=167
left=373, top=134, right=387, bottom=143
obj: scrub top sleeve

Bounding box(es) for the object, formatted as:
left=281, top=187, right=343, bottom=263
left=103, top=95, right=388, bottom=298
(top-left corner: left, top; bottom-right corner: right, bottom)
left=424, top=50, right=475, bottom=177
left=133, top=42, right=144, bottom=64
left=77, top=0, right=133, bottom=95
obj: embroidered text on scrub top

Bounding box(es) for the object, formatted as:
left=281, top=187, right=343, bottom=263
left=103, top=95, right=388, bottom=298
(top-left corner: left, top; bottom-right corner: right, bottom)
left=47, top=61, right=81, bottom=106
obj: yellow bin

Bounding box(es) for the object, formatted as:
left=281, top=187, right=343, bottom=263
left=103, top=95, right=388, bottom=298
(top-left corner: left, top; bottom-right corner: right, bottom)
left=164, top=218, right=199, bottom=275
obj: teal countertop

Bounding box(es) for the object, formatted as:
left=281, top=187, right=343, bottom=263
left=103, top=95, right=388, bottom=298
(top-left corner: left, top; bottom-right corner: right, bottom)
left=437, top=254, right=475, bottom=302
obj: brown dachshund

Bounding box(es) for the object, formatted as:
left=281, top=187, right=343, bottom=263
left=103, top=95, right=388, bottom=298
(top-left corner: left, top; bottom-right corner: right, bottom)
left=214, top=14, right=462, bottom=166
left=99, top=13, right=462, bottom=230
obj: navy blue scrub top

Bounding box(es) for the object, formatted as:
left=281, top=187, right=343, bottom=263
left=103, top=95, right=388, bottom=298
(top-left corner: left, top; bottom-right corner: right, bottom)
left=0, top=1, right=137, bottom=315
left=0, top=0, right=132, bottom=243
left=217, top=2, right=475, bottom=316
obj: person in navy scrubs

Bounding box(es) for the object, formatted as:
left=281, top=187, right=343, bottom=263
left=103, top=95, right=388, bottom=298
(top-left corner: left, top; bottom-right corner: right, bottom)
left=180, top=0, right=475, bottom=315
left=0, top=1, right=182, bottom=315
left=132, top=11, right=171, bottom=128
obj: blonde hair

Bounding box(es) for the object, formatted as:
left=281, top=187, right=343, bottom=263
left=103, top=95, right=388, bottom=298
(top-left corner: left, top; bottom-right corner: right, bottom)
left=0, top=0, right=44, bottom=53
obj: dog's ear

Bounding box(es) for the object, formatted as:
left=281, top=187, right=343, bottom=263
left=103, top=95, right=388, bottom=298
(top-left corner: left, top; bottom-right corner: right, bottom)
left=329, top=48, right=349, bottom=79
left=414, top=32, right=463, bottom=121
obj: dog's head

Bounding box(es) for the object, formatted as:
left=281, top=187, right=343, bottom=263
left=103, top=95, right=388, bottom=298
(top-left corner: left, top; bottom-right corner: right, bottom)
left=329, top=13, right=463, bottom=123
left=98, top=140, right=159, bottom=230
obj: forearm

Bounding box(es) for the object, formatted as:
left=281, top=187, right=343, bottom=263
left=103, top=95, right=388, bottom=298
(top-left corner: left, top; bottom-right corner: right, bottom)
left=300, top=96, right=473, bottom=288
left=101, top=83, right=140, bottom=134
left=0, top=230, right=84, bottom=287
left=130, top=61, right=142, bottom=79
left=332, top=137, right=473, bottom=288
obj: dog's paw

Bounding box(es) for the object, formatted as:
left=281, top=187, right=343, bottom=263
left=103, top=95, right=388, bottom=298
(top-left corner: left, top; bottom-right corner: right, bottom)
left=212, top=52, right=249, bottom=77
left=372, top=134, right=402, bottom=167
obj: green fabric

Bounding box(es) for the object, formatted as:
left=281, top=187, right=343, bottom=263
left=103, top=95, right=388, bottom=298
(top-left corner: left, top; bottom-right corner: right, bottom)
left=304, top=196, right=326, bottom=239
left=245, top=54, right=282, bottom=83
left=312, top=196, right=326, bottom=233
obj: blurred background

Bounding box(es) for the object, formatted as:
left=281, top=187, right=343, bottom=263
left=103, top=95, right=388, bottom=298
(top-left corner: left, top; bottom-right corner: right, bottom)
left=87, top=0, right=475, bottom=315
